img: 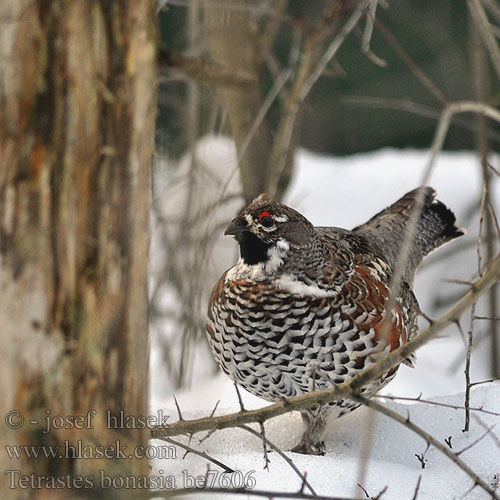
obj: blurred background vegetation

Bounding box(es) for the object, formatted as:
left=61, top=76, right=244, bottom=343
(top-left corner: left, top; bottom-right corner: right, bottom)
left=151, top=0, right=499, bottom=394
left=157, top=0, right=499, bottom=158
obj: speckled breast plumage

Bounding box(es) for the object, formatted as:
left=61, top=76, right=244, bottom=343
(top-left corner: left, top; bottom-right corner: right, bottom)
left=207, top=246, right=417, bottom=415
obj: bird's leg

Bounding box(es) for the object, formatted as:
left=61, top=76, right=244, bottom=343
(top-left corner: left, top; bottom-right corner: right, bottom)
left=291, top=407, right=326, bottom=455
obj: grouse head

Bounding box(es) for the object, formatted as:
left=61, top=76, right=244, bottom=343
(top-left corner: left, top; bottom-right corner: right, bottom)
left=225, top=194, right=316, bottom=267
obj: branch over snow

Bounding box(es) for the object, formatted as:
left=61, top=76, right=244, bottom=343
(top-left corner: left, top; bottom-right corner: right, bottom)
left=151, top=252, right=500, bottom=440
left=352, top=395, right=500, bottom=500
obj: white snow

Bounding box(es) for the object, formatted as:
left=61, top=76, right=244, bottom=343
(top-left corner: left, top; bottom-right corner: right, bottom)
left=150, top=136, right=500, bottom=499
left=151, top=379, right=500, bottom=500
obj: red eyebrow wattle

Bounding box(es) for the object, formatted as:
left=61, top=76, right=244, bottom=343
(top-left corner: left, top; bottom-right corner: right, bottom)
left=258, top=211, right=273, bottom=220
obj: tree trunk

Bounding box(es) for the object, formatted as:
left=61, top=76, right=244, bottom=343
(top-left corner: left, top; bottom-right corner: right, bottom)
left=0, top=1, right=156, bottom=498
left=204, top=0, right=274, bottom=204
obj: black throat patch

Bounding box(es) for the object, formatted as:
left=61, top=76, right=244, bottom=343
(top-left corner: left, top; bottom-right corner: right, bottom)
left=237, top=231, right=272, bottom=265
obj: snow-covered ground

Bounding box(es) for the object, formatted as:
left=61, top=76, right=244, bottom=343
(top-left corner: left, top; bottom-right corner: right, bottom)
left=150, top=137, right=499, bottom=499
left=151, top=380, right=500, bottom=500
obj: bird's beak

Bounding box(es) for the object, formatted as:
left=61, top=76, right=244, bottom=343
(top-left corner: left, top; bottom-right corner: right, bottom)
left=224, top=222, right=246, bottom=237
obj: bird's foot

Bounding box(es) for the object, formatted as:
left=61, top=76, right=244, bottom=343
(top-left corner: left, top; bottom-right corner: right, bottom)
left=291, top=439, right=326, bottom=455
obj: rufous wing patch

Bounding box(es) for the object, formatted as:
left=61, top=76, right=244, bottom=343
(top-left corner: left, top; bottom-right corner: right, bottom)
left=354, top=265, right=405, bottom=352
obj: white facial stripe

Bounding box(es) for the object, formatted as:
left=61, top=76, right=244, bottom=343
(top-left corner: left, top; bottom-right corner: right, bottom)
left=274, top=214, right=289, bottom=223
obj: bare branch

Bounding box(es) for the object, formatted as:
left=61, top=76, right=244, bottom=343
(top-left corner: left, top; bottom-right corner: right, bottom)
left=472, top=412, right=500, bottom=449
left=240, top=424, right=318, bottom=497
left=259, top=422, right=271, bottom=470
left=234, top=383, right=246, bottom=412
left=352, top=395, right=500, bottom=500
left=151, top=252, right=500, bottom=440
left=266, top=1, right=374, bottom=198
left=357, top=484, right=387, bottom=500
left=467, top=0, right=500, bottom=82
left=414, top=452, right=426, bottom=469
left=411, top=476, right=422, bottom=500
left=456, top=424, right=497, bottom=456
left=464, top=304, right=476, bottom=432
left=478, top=185, right=488, bottom=277
left=361, top=0, right=379, bottom=53
left=486, top=160, right=500, bottom=177
left=157, top=436, right=235, bottom=473
left=470, top=378, right=500, bottom=387
left=173, top=395, right=184, bottom=421
left=342, top=96, right=500, bottom=144
left=374, top=393, right=500, bottom=418
left=373, top=18, right=447, bottom=105
left=298, top=1, right=370, bottom=102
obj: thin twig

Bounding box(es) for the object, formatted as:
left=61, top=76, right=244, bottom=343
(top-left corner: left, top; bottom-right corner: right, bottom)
left=259, top=422, right=270, bottom=470
left=299, top=1, right=370, bottom=101
left=457, top=424, right=497, bottom=456
left=342, top=95, right=500, bottom=144
left=373, top=18, right=447, bottom=105
left=173, top=395, right=184, bottom=421
left=470, top=378, right=500, bottom=387
left=157, top=436, right=235, bottom=473
left=478, top=185, right=488, bottom=277
left=485, top=160, right=500, bottom=177
left=209, top=400, right=220, bottom=417
left=357, top=483, right=370, bottom=498
left=362, top=0, right=378, bottom=53
left=234, top=383, right=246, bottom=412
left=411, top=476, right=422, bottom=500
left=240, top=424, right=318, bottom=497
left=467, top=0, right=500, bottom=82
left=414, top=452, right=427, bottom=469
left=373, top=393, right=500, bottom=417
left=472, top=412, right=500, bottom=449
left=352, top=395, right=500, bottom=500
left=464, top=304, right=476, bottom=432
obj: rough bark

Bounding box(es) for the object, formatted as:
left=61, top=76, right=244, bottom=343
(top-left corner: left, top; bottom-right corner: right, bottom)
left=0, top=1, right=156, bottom=498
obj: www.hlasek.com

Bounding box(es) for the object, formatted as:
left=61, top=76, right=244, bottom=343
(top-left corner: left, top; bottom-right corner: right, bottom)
left=6, top=470, right=257, bottom=490
left=5, top=440, right=176, bottom=460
